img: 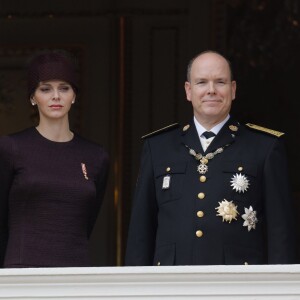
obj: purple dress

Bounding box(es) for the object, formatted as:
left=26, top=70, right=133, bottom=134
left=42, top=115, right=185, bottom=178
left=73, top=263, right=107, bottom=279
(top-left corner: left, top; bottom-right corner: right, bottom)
left=0, top=127, right=109, bottom=267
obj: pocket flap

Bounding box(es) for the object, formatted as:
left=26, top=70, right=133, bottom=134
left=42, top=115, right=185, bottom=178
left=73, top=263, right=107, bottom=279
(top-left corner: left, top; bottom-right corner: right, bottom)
left=154, top=162, right=187, bottom=178
left=222, top=161, right=257, bottom=177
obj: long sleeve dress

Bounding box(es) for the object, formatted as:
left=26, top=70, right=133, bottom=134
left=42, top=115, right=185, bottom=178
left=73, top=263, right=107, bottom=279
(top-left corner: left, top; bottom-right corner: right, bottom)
left=0, top=127, right=109, bottom=268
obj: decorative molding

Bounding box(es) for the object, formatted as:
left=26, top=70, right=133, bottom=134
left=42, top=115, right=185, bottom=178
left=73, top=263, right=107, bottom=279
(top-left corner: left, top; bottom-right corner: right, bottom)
left=0, top=265, right=300, bottom=299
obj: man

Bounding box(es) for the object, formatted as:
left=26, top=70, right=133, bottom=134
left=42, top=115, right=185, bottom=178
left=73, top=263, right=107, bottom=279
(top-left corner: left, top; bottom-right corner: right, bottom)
left=125, top=51, right=296, bottom=265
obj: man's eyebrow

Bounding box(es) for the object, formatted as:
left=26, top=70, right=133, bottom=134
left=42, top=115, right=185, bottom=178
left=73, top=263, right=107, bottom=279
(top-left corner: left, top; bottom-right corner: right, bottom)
left=193, top=77, right=207, bottom=81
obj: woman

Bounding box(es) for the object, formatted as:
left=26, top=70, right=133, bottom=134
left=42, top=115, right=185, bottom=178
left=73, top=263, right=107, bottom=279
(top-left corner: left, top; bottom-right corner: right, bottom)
left=0, top=50, right=109, bottom=268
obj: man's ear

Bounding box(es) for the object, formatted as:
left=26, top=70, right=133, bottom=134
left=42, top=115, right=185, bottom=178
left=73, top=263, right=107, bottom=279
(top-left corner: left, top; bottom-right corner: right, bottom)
left=231, top=81, right=237, bottom=100
left=185, top=81, right=192, bottom=102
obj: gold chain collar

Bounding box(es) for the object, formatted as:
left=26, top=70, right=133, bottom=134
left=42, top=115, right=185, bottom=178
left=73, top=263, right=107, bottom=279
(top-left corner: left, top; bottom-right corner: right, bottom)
left=184, top=142, right=233, bottom=174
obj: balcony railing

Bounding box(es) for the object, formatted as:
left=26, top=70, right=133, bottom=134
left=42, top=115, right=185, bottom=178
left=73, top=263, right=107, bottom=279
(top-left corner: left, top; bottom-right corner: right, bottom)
left=0, top=265, right=299, bottom=299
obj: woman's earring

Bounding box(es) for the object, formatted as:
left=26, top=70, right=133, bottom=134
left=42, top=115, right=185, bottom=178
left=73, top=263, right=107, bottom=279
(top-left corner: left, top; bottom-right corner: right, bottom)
left=72, top=100, right=75, bottom=104
left=31, top=98, right=36, bottom=106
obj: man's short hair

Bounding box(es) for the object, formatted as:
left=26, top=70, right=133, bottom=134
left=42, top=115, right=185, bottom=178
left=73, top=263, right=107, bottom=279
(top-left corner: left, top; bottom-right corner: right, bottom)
left=186, top=50, right=233, bottom=82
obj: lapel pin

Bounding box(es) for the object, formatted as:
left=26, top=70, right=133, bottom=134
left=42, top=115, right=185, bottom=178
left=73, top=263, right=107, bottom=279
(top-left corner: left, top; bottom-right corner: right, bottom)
left=229, top=125, right=238, bottom=131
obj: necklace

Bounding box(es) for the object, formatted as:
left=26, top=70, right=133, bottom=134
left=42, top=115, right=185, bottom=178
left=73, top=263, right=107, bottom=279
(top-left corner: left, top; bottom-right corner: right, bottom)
left=184, top=142, right=232, bottom=174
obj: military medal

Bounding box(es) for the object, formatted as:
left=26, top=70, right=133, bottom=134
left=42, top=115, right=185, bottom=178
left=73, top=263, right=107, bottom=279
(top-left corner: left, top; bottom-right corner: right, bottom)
left=162, top=175, right=171, bottom=189
left=197, top=162, right=208, bottom=174
left=230, top=173, right=250, bottom=193
left=81, top=163, right=89, bottom=180
left=242, top=206, right=258, bottom=231
left=216, top=199, right=239, bottom=223
left=185, top=145, right=228, bottom=174
left=183, top=123, right=238, bottom=174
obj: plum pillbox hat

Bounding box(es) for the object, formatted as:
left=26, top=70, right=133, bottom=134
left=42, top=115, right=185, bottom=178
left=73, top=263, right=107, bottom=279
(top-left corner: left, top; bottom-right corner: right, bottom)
left=27, top=51, right=79, bottom=96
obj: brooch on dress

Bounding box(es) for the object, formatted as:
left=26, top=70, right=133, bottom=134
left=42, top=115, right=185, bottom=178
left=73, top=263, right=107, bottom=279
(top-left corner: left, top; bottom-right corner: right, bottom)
left=242, top=206, right=258, bottom=231
left=81, top=163, right=89, bottom=180
left=215, top=199, right=239, bottom=223
left=230, top=173, right=250, bottom=193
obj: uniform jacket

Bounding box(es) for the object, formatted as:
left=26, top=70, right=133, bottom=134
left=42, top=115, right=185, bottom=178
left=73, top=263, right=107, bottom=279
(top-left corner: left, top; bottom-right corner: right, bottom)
left=125, top=117, right=296, bottom=266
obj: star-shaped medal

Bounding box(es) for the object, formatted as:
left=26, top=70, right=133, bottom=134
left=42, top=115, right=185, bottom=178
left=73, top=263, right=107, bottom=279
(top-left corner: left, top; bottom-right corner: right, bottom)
left=230, top=173, right=250, bottom=193
left=242, top=206, right=258, bottom=231
left=216, top=199, right=239, bottom=223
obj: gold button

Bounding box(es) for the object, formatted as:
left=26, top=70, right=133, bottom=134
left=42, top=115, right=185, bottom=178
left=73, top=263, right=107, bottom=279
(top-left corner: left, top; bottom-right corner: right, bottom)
left=196, top=230, right=203, bottom=237
left=166, top=167, right=171, bottom=172
left=238, top=166, right=243, bottom=171
left=198, top=192, right=205, bottom=199
left=157, top=262, right=161, bottom=266
left=197, top=211, right=204, bottom=218
left=199, top=176, right=206, bottom=183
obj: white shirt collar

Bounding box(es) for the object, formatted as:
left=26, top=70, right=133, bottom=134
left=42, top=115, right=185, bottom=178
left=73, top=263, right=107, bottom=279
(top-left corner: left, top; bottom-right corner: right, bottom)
left=194, top=115, right=230, bottom=138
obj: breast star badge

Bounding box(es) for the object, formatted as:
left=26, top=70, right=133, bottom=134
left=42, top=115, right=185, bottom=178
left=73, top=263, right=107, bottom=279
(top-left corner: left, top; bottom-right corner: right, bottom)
left=216, top=199, right=239, bottom=223
left=230, top=173, right=250, bottom=193
left=242, top=206, right=258, bottom=231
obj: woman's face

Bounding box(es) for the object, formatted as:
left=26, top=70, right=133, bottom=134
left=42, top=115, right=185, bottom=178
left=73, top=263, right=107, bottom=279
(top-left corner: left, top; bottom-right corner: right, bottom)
left=32, top=80, right=75, bottom=122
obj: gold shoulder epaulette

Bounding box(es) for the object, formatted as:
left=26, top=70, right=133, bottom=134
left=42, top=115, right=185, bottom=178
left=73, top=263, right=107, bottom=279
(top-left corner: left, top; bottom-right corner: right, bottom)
left=142, top=123, right=179, bottom=139
left=246, top=123, right=284, bottom=137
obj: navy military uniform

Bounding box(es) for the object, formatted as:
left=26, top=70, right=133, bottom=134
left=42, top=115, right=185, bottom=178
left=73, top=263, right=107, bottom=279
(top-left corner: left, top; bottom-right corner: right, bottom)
left=125, top=117, right=296, bottom=265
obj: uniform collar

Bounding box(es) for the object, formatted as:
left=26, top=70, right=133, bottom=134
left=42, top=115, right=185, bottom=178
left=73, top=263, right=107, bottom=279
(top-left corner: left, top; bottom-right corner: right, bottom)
left=207, top=117, right=239, bottom=153
left=194, top=115, right=230, bottom=138
left=181, top=116, right=240, bottom=154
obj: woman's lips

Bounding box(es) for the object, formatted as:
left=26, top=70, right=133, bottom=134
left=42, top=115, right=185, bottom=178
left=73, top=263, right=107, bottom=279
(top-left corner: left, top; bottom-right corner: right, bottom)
left=49, top=105, right=63, bottom=108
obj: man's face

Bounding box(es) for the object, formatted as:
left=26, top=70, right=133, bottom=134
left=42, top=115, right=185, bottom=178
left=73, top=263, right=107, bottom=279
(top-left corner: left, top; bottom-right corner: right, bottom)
left=184, top=53, right=236, bottom=125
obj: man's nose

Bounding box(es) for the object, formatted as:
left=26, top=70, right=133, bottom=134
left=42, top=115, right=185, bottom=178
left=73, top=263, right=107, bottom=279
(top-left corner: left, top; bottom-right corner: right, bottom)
left=208, top=82, right=216, bottom=94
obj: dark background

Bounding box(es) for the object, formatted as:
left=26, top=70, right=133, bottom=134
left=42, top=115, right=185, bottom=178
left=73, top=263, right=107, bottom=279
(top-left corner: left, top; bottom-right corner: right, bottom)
left=0, top=0, right=299, bottom=265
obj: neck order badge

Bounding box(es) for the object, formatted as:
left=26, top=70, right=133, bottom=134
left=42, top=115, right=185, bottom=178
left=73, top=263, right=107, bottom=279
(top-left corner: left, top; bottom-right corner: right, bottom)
left=185, top=144, right=231, bottom=174
left=184, top=124, right=238, bottom=174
